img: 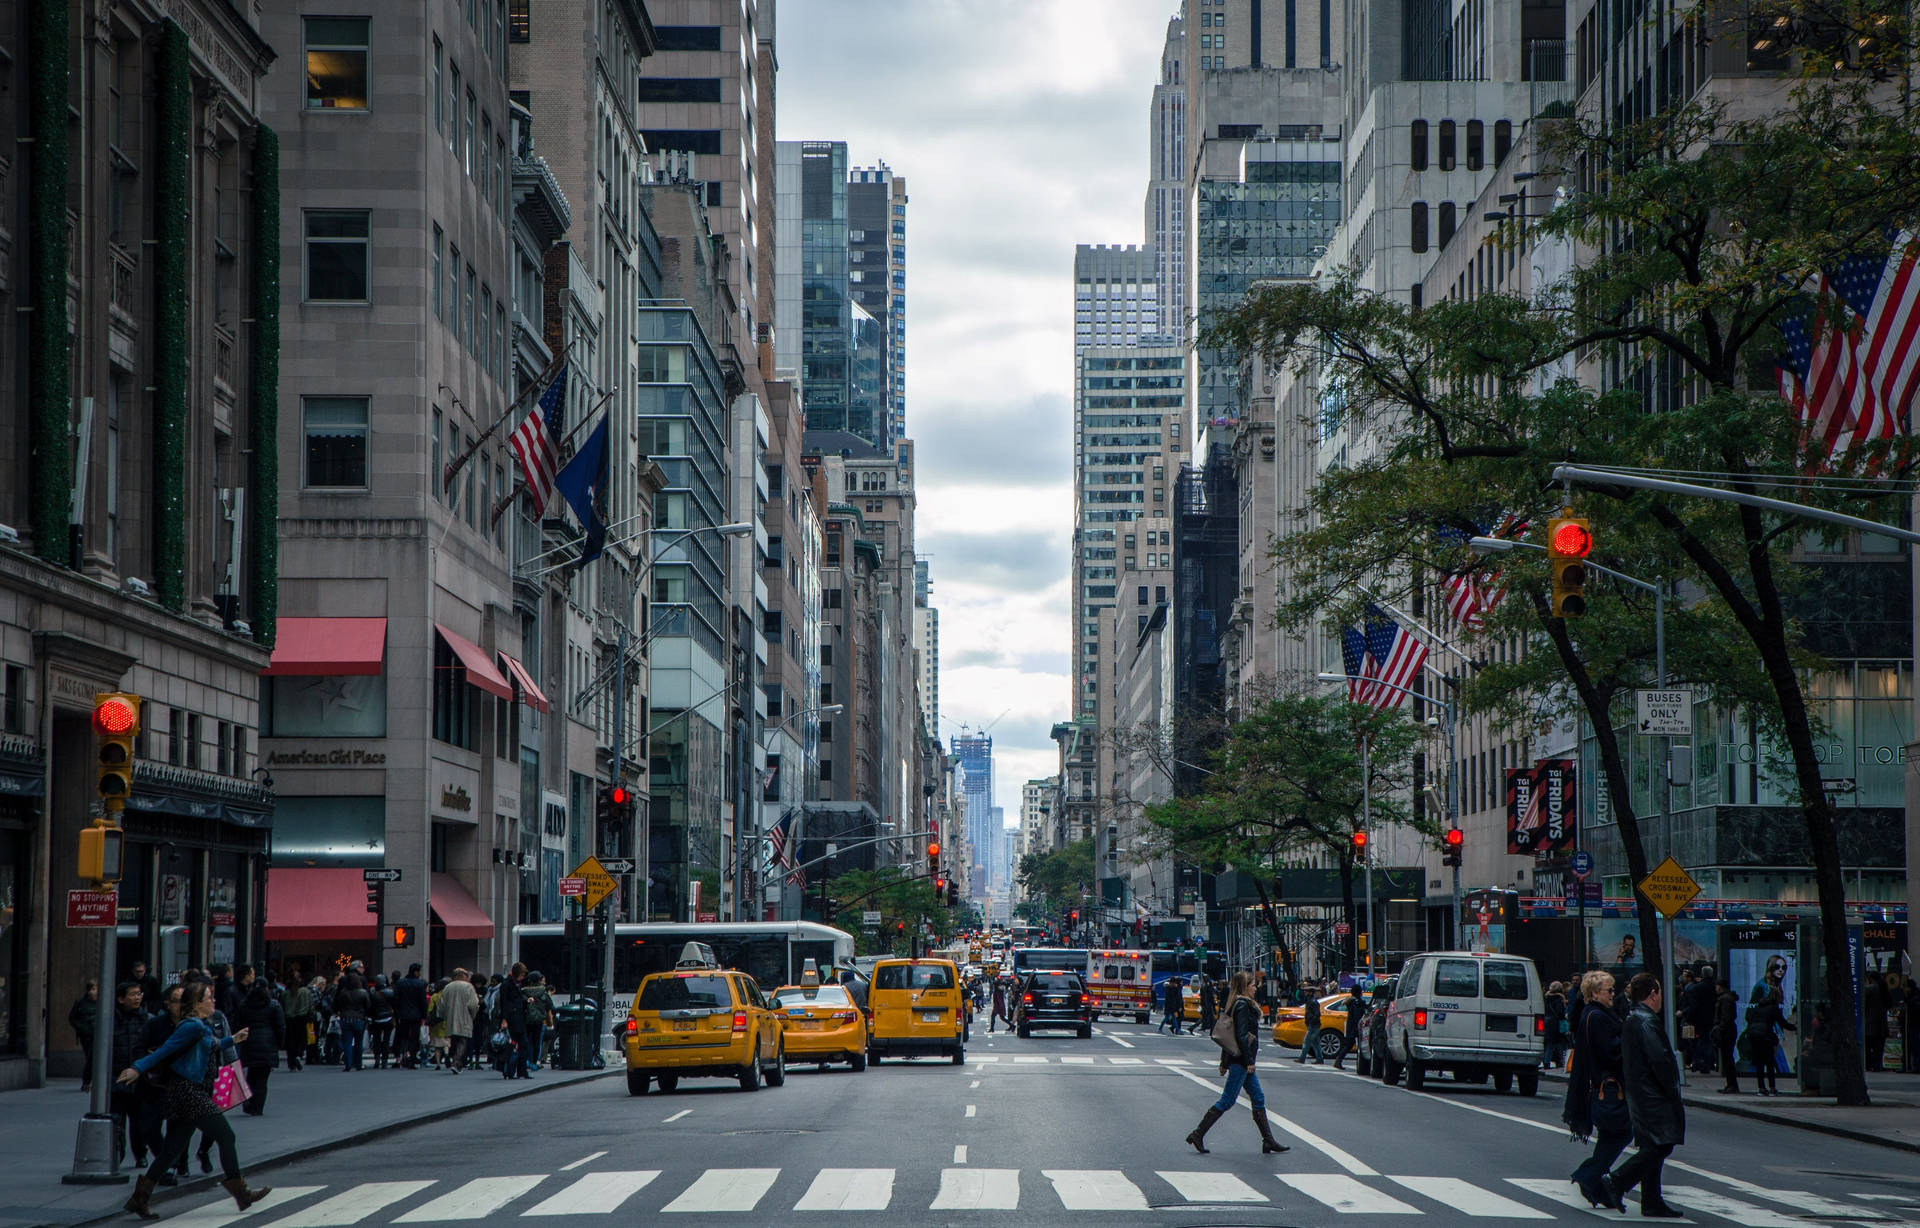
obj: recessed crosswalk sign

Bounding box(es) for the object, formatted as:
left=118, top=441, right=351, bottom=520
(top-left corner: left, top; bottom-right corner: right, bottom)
left=1636, top=855, right=1701, bottom=918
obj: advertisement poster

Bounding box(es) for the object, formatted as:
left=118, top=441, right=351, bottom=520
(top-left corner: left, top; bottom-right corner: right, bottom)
left=1726, top=926, right=1799, bottom=1075
left=1587, top=917, right=1717, bottom=971
left=1507, top=760, right=1576, bottom=855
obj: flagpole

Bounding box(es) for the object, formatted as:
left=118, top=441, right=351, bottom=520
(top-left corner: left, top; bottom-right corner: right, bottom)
left=489, top=390, right=616, bottom=528
left=442, top=340, right=578, bottom=494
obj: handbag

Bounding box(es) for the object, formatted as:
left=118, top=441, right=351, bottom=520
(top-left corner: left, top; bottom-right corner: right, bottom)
left=1209, top=1009, right=1241, bottom=1059
left=209, top=1060, right=251, bottom=1113
left=1591, top=1075, right=1629, bottom=1131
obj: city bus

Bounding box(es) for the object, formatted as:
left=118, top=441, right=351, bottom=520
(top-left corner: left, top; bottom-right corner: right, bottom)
left=510, top=920, right=855, bottom=1001
left=1008, top=922, right=1045, bottom=947
left=1149, top=947, right=1226, bottom=1007
left=1011, top=946, right=1091, bottom=978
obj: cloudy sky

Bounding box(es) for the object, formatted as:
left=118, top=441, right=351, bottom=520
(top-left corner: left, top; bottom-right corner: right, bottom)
left=780, top=1, right=1174, bottom=820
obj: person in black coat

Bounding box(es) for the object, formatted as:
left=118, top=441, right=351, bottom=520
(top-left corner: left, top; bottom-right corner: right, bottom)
left=232, top=982, right=285, bottom=1115
left=137, top=984, right=190, bottom=1184
left=1160, top=976, right=1184, bottom=1034
left=1862, top=971, right=1889, bottom=1072
left=1713, top=983, right=1741, bottom=1092
left=109, top=982, right=151, bottom=1166
left=1333, top=984, right=1364, bottom=1070
left=393, top=964, right=430, bottom=1068
left=1745, top=960, right=1794, bottom=1096
left=1297, top=986, right=1324, bottom=1064
left=1184, top=970, right=1289, bottom=1156
left=497, top=963, right=533, bottom=1080
left=1601, top=973, right=1686, bottom=1217
left=1565, top=971, right=1630, bottom=1207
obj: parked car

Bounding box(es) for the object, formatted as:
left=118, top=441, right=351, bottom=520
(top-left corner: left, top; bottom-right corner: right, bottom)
left=1356, top=978, right=1397, bottom=1078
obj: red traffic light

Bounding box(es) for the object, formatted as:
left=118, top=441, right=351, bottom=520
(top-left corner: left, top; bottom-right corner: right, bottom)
left=927, top=841, right=940, bottom=858
left=935, top=876, right=947, bottom=891
left=1549, top=518, right=1593, bottom=558
left=608, top=785, right=632, bottom=806
left=1351, top=830, right=1369, bottom=849
left=1069, top=910, right=1079, bottom=922
left=93, top=696, right=139, bottom=737
left=1443, top=828, right=1464, bottom=848
left=896, top=921, right=905, bottom=931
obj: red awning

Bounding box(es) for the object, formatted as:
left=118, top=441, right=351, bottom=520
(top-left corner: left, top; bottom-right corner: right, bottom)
left=430, top=872, right=495, bottom=940
left=262, top=617, right=387, bottom=677
left=498, top=653, right=550, bottom=713
left=264, top=868, right=379, bottom=942
left=433, top=623, right=513, bottom=700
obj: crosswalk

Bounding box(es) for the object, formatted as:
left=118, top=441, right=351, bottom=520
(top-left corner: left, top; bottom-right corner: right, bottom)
left=155, top=1167, right=1917, bottom=1223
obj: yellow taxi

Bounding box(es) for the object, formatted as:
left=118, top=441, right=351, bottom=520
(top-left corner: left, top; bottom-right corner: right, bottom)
left=867, top=957, right=966, bottom=1065
left=1273, top=992, right=1359, bottom=1060
left=623, top=943, right=787, bottom=1095
left=771, top=980, right=869, bottom=1072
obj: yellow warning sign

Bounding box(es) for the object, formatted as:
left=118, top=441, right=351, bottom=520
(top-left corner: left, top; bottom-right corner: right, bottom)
left=1636, top=856, right=1701, bottom=919
left=568, top=856, right=620, bottom=911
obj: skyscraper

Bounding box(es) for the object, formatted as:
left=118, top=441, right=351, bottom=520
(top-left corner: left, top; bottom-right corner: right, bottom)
left=1146, top=16, right=1187, bottom=335
left=849, top=163, right=909, bottom=449
left=950, top=733, right=994, bottom=899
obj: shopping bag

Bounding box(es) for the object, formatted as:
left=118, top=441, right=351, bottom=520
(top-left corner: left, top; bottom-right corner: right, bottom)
left=209, top=1061, right=251, bottom=1112
left=1209, top=1012, right=1240, bottom=1059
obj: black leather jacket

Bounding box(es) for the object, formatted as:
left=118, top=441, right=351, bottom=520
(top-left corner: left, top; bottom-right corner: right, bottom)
left=1227, top=996, right=1260, bottom=1067
left=1621, top=1003, right=1685, bottom=1146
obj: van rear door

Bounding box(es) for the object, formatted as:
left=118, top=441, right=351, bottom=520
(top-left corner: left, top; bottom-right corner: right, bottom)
left=1427, top=958, right=1483, bottom=1049
left=1477, top=959, right=1539, bottom=1056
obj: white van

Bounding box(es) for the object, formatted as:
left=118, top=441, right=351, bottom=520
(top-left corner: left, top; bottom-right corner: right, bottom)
left=1381, top=951, right=1545, bottom=1095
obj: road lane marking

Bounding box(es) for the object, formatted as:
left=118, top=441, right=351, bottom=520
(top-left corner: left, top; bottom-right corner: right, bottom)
left=557, top=1152, right=605, bottom=1173
left=1108, top=1033, right=1136, bottom=1048
left=1280, top=1174, right=1419, bottom=1214
left=1666, top=1164, right=1882, bottom=1219
left=965, top=1104, right=977, bottom=1117
left=273, top=1183, right=433, bottom=1226
left=521, top=1172, right=658, bottom=1216
left=396, top=1178, right=546, bottom=1222
left=1507, top=1178, right=1669, bottom=1220
left=931, top=1168, right=1019, bottom=1210
left=1157, top=1172, right=1268, bottom=1203
left=1045, top=1170, right=1148, bottom=1211
left=1014, top=1056, right=1048, bottom=1063
left=165, top=1187, right=325, bottom=1228
left=1663, top=1185, right=1815, bottom=1226
left=1061, top=1056, right=1094, bottom=1064
left=1165, top=1065, right=1372, bottom=1174
left=661, top=1169, right=781, bottom=1213
left=793, top=1169, right=895, bottom=1211
left=972, top=1055, right=1000, bottom=1062
left=970, top=1079, right=980, bottom=1088
left=1389, top=1176, right=1548, bottom=1218
left=1108, top=1056, right=1145, bottom=1065
left=663, top=1109, right=692, bottom=1123
left=953, top=1145, right=967, bottom=1164
left=1154, top=1057, right=1193, bottom=1066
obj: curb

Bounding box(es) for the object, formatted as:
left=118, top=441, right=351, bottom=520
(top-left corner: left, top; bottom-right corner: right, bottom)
left=1539, top=1070, right=1920, bottom=1156
left=71, top=1063, right=621, bottom=1227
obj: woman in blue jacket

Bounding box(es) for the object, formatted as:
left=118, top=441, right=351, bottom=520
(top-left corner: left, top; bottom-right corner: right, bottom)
left=115, top=980, right=270, bottom=1220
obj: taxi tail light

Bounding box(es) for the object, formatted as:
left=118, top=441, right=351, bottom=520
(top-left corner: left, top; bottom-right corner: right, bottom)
left=1413, top=1008, right=1429, bottom=1029
left=624, top=1019, right=638, bottom=1036
left=832, top=1010, right=858, bottom=1022
left=731, top=1011, right=749, bottom=1032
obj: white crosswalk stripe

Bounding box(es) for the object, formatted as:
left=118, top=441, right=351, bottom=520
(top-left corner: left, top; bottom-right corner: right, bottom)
left=394, top=1178, right=546, bottom=1223
left=164, top=1186, right=325, bottom=1228
left=660, top=1169, right=780, bottom=1213
left=1506, top=1178, right=1684, bottom=1221
left=1668, top=1164, right=1887, bottom=1220
left=1390, top=1176, right=1550, bottom=1219
left=1044, top=1170, right=1148, bottom=1211
left=272, top=1182, right=433, bottom=1226
left=1661, top=1186, right=1810, bottom=1227
left=520, top=1171, right=658, bottom=1216
left=1157, top=1171, right=1269, bottom=1203
left=1281, top=1174, right=1421, bottom=1214
left=931, top=1168, right=1021, bottom=1209
left=793, top=1168, right=895, bottom=1211
left=1060, top=1055, right=1095, bottom=1064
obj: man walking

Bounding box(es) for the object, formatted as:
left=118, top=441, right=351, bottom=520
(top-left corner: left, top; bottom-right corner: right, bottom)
left=108, top=982, right=150, bottom=1168
left=393, top=963, right=429, bottom=1068
left=496, top=963, right=532, bottom=1080
left=1602, top=973, right=1685, bottom=1217
left=1684, top=966, right=1718, bottom=1072
left=990, top=977, right=1007, bottom=1034
left=1333, top=982, right=1365, bottom=1070
left=1297, top=985, right=1324, bottom=1063
left=437, top=970, right=479, bottom=1074
left=282, top=974, right=312, bottom=1072
left=1161, top=976, right=1184, bottom=1035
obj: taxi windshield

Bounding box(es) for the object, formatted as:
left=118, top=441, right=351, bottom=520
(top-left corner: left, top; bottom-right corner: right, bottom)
left=772, top=985, right=852, bottom=1008
left=636, top=975, right=732, bottom=1011
left=875, top=963, right=955, bottom=991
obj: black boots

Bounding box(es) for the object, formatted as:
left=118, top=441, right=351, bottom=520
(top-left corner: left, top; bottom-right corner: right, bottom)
left=125, top=1177, right=160, bottom=1221
left=1253, top=1108, right=1290, bottom=1154
left=1185, top=1106, right=1223, bottom=1154
left=222, top=1178, right=272, bottom=1212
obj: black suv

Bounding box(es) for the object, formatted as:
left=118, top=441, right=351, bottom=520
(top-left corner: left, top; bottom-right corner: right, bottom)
left=1015, top=971, right=1093, bottom=1038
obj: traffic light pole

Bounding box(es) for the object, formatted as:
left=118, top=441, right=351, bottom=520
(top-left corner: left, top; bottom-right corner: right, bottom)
left=1361, top=737, right=1374, bottom=976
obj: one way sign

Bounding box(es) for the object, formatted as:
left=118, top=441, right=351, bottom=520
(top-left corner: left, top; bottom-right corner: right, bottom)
left=599, top=858, right=635, bottom=875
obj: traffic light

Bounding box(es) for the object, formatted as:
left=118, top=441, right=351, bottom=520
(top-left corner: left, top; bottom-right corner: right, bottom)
left=93, top=692, right=141, bottom=808
left=386, top=924, right=414, bottom=948
left=1442, top=827, right=1464, bottom=867
left=1547, top=510, right=1592, bottom=619
left=366, top=881, right=384, bottom=915
left=927, top=841, right=940, bottom=859
left=1069, top=909, right=1079, bottom=923
left=76, top=825, right=124, bottom=884
left=1350, top=830, right=1369, bottom=852
left=947, top=881, right=959, bottom=907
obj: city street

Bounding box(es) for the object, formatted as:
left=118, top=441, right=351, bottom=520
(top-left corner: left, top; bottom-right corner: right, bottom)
left=131, top=1020, right=1920, bottom=1227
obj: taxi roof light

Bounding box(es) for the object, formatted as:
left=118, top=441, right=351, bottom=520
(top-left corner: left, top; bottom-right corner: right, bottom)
left=675, top=941, right=719, bottom=969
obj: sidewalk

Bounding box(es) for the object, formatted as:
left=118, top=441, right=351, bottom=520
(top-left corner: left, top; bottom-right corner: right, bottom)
left=1545, top=1066, right=1920, bottom=1154
left=0, top=1055, right=620, bottom=1228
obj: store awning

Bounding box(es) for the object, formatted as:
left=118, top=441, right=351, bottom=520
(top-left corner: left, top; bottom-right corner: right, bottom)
left=497, top=653, right=550, bottom=713
left=264, top=868, right=379, bottom=942
left=262, top=617, right=388, bottom=677
left=430, top=872, right=495, bottom=940
left=433, top=624, right=513, bottom=700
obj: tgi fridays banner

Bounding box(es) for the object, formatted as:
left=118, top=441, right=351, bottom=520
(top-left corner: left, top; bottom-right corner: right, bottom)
left=1506, top=759, right=1576, bottom=854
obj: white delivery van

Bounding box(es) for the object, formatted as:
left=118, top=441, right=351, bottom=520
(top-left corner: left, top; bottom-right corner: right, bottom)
left=1381, top=951, right=1545, bottom=1095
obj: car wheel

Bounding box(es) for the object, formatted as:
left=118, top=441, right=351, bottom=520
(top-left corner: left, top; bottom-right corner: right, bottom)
left=1517, top=1069, right=1540, bottom=1097
left=1077, top=1025, right=1092, bottom=1039
left=1406, top=1059, right=1427, bottom=1090
left=1135, top=1012, right=1149, bottom=1025
left=738, top=1054, right=762, bottom=1092
left=952, top=1045, right=965, bottom=1066
left=625, top=1070, right=649, bottom=1096
left=1317, top=1029, right=1343, bottom=1060
left=869, top=1050, right=882, bottom=1065
left=656, top=1074, right=679, bottom=1093
left=1492, top=1070, right=1513, bottom=1094
left=850, top=1049, right=867, bottom=1072
left=766, top=1044, right=786, bottom=1087
left=1017, top=1024, right=1030, bottom=1038
left=1382, top=1051, right=1403, bottom=1085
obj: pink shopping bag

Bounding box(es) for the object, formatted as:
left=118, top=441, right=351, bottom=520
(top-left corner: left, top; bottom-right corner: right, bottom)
left=210, top=1060, right=251, bottom=1112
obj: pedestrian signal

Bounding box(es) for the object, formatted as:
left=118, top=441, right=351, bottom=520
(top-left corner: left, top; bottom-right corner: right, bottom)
left=1547, top=510, right=1592, bottom=618
left=387, top=924, right=414, bottom=948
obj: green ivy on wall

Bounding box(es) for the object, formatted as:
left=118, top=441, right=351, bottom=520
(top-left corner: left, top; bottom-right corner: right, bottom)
left=153, top=21, right=191, bottom=611
left=250, top=128, right=281, bottom=649
left=27, top=0, right=71, bottom=565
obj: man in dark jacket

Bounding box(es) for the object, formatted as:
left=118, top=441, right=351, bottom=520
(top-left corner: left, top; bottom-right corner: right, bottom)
left=137, top=984, right=189, bottom=1184
left=219, top=965, right=254, bottom=1021
left=1161, top=977, right=1184, bottom=1034
left=1862, top=972, right=1889, bottom=1071
left=394, top=964, right=430, bottom=1068
left=233, top=981, right=285, bottom=1115
left=1713, top=983, right=1740, bottom=1092
left=1333, top=984, right=1365, bottom=1070
left=1603, top=973, right=1685, bottom=1217
left=497, top=962, right=532, bottom=1080
left=109, top=982, right=150, bottom=1167
left=1297, top=987, right=1323, bottom=1064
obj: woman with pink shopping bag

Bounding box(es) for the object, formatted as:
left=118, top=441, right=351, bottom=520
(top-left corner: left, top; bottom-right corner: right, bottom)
left=115, top=981, right=271, bottom=1220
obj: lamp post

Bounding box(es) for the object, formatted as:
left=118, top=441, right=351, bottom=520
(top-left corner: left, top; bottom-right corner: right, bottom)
left=739, top=703, right=844, bottom=921
left=1469, top=534, right=1678, bottom=1060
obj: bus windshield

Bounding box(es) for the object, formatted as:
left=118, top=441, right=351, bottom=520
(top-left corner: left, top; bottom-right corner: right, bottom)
left=510, top=922, right=854, bottom=997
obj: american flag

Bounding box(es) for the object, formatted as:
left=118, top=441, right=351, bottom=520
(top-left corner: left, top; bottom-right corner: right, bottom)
left=767, top=810, right=794, bottom=871
left=1778, top=235, right=1920, bottom=463
left=1362, top=605, right=1429, bottom=712
left=1440, top=516, right=1529, bottom=631
left=1340, top=624, right=1376, bottom=704
left=507, top=363, right=568, bottom=516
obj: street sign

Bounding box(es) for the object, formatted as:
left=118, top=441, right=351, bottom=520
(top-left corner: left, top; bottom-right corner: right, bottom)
left=1333, top=921, right=1351, bottom=937
left=1635, top=689, right=1693, bottom=736
left=1570, top=850, right=1594, bottom=879
left=362, top=868, right=403, bottom=883
left=599, top=858, right=636, bottom=875
left=67, top=889, right=117, bottom=928
left=1636, top=856, right=1702, bottom=918
left=861, top=910, right=882, bottom=926
left=567, top=856, right=620, bottom=910
left=559, top=877, right=587, bottom=897
left=1821, top=778, right=1858, bottom=794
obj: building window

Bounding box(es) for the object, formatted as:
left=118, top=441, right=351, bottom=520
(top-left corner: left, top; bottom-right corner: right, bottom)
left=447, top=244, right=462, bottom=342
left=432, top=409, right=443, bottom=500
left=653, top=24, right=722, bottom=50
left=304, top=17, right=369, bottom=110
left=1438, top=201, right=1457, bottom=247
left=1438, top=120, right=1457, bottom=171
left=465, top=265, right=477, bottom=351
left=432, top=39, right=445, bottom=134
left=1493, top=119, right=1512, bottom=165
left=479, top=285, right=492, bottom=372
left=431, top=224, right=444, bottom=319
left=303, top=396, right=370, bottom=488
left=508, top=0, right=529, bottom=41
left=465, top=90, right=476, bottom=175
left=432, top=636, right=477, bottom=749
left=1466, top=120, right=1484, bottom=171
left=304, top=210, right=371, bottom=301
left=1411, top=201, right=1429, bottom=253
left=448, top=63, right=461, bottom=152
left=636, top=78, right=724, bottom=103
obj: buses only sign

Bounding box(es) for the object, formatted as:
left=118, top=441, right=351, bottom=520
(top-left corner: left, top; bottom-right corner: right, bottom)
left=1636, top=689, right=1693, bottom=736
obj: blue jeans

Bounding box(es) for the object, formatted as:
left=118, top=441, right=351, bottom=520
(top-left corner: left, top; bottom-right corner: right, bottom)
left=1212, top=1063, right=1266, bottom=1113
left=339, top=1017, right=367, bottom=1070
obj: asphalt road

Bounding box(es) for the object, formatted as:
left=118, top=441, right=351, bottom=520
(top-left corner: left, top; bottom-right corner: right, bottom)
left=138, top=1018, right=1920, bottom=1226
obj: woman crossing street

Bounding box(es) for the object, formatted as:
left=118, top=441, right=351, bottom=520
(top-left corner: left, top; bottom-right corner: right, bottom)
left=1184, top=970, right=1289, bottom=1156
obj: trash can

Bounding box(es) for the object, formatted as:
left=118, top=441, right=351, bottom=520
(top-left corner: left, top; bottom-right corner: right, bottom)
left=552, top=1003, right=596, bottom=1070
